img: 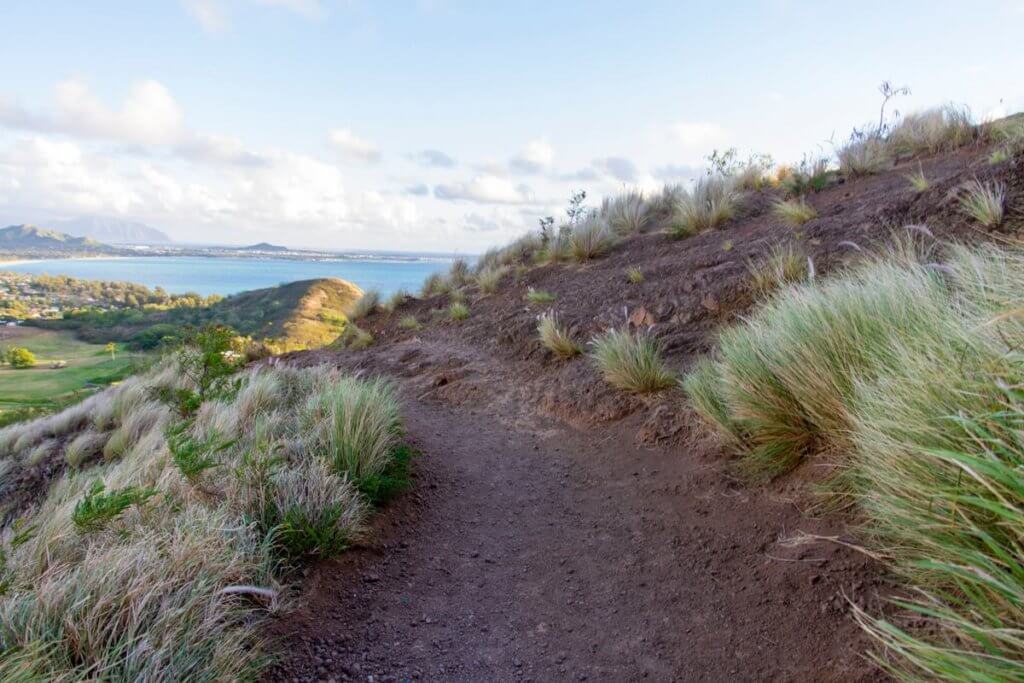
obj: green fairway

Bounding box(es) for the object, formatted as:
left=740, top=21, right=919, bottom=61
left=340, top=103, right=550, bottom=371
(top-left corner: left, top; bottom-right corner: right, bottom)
left=0, top=327, right=148, bottom=413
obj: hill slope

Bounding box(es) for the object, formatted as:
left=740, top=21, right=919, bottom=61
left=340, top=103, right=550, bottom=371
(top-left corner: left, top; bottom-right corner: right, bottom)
left=41, top=277, right=362, bottom=350
left=0, top=224, right=114, bottom=252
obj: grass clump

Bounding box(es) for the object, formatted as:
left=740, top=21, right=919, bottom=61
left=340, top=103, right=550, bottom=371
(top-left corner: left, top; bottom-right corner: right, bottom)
left=65, top=431, right=107, bottom=469
left=772, top=197, right=817, bottom=227
left=476, top=265, right=509, bottom=295
left=669, top=175, right=740, bottom=238
left=602, top=190, right=653, bottom=235
left=627, top=267, right=644, bottom=284
left=838, top=133, right=891, bottom=177
left=905, top=166, right=929, bottom=192
left=383, top=289, right=410, bottom=313
left=957, top=179, right=1005, bottom=227
left=683, top=242, right=1024, bottom=678
left=448, top=301, right=470, bottom=321
left=420, top=272, right=451, bottom=298
left=589, top=328, right=675, bottom=393
left=746, top=244, right=809, bottom=298
left=346, top=289, right=380, bottom=320
left=885, top=105, right=976, bottom=158
left=398, top=315, right=420, bottom=330
left=568, top=217, right=616, bottom=262
left=526, top=288, right=556, bottom=305
left=537, top=312, right=581, bottom=359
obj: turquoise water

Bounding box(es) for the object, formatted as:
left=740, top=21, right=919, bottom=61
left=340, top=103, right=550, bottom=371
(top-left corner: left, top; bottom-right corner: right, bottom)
left=0, top=256, right=453, bottom=297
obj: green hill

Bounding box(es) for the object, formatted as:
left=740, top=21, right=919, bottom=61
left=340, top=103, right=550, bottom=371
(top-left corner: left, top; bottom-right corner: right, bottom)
left=39, top=277, right=363, bottom=350
left=0, top=224, right=114, bottom=252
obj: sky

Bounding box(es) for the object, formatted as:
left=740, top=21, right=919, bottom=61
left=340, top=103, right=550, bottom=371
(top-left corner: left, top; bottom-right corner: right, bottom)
left=0, top=1, right=1021, bottom=253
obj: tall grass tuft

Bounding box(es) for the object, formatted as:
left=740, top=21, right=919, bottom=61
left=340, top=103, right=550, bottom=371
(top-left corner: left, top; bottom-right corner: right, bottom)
left=476, top=265, right=509, bottom=295
left=448, top=301, right=470, bottom=321
left=589, top=329, right=675, bottom=393
left=602, top=190, right=653, bottom=234
left=838, top=133, right=891, bottom=177
left=957, top=179, right=1005, bottom=227
left=772, top=198, right=817, bottom=227
left=746, top=244, right=809, bottom=298
left=683, top=242, right=1024, bottom=676
left=346, top=289, right=380, bottom=320
left=568, top=216, right=616, bottom=262
left=669, top=175, right=740, bottom=237
left=537, top=312, right=581, bottom=358
left=885, top=105, right=976, bottom=158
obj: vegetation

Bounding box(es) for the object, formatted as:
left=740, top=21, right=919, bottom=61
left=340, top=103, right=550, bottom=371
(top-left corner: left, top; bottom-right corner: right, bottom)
left=746, top=244, right=809, bottom=297
left=669, top=175, right=740, bottom=238
left=476, top=265, right=509, bottom=294
left=837, top=132, right=891, bottom=177
left=7, top=347, right=36, bottom=369
left=526, top=288, right=556, bottom=305
left=589, top=328, right=675, bottom=393
left=449, top=301, right=470, bottom=321
left=346, top=289, right=380, bottom=320
left=957, top=179, right=1005, bottom=227
left=885, top=104, right=975, bottom=158
left=537, top=312, right=580, bottom=358
left=0, top=328, right=407, bottom=679
left=684, top=242, right=1024, bottom=678
left=602, top=191, right=652, bottom=235
left=627, top=267, right=644, bottom=284
left=398, top=315, right=420, bottom=330
left=771, top=198, right=817, bottom=226
left=905, top=166, right=929, bottom=192
left=568, top=217, right=616, bottom=262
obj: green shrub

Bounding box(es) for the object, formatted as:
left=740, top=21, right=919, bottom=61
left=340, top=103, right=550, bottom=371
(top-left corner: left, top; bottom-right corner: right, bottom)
left=7, top=347, right=36, bottom=369
left=957, top=179, right=1005, bottom=227
left=537, top=312, right=581, bottom=358
left=589, top=329, right=675, bottom=393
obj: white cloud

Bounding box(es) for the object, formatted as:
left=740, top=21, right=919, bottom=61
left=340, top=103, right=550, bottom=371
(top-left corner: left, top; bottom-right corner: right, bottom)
left=668, top=121, right=729, bottom=148
left=182, top=0, right=323, bottom=33
left=591, top=156, right=637, bottom=183
left=408, top=148, right=456, bottom=168
left=510, top=139, right=554, bottom=174
left=328, top=128, right=381, bottom=163
left=434, top=175, right=535, bottom=204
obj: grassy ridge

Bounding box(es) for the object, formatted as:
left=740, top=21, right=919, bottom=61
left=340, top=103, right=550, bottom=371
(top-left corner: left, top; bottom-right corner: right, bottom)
left=684, top=241, right=1024, bottom=678
left=39, top=277, right=363, bottom=351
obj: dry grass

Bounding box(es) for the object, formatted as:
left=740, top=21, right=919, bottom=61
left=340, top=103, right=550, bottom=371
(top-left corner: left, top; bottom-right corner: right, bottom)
left=747, top=244, right=809, bottom=298
left=476, top=265, right=510, bottom=295
left=602, top=190, right=653, bottom=234
left=772, top=198, right=817, bottom=226
left=65, top=431, right=108, bottom=468
left=568, top=217, right=617, bottom=262
left=886, top=105, right=976, bottom=158
left=448, top=301, right=470, bottom=321
left=669, top=175, right=741, bottom=238
left=957, top=179, right=1005, bottom=227
left=838, top=133, right=891, bottom=177
left=627, top=267, right=644, bottom=284
left=398, top=315, right=420, bottom=330
left=420, top=272, right=451, bottom=298
left=537, top=312, right=581, bottom=358
left=905, top=166, right=929, bottom=192
left=346, top=289, right=380, bottom=320
left=589, top=328, right=675, bottom=393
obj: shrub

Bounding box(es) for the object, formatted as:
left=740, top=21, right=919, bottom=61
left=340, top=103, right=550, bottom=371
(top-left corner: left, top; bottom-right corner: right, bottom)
left=448, top=302, right=469, bottom=321
left=537, top=312, right=581, bottom=358
left=476, top=265, right=509, bottom=295
left=602, top=190, right=652, bottom=234
left=589, top=328, right=675, bottom=393
left=779, top=155, right=831, bottom=196
left=383, top=289, right=409, bottom=313
left=346, top=289, right=380, bottom=320
left=65, top=432, right=108, bottom=469
left=669, top=175, right=740, bottom=237
left=885, top=104, right=975, bottom=158
left=746, top=244, right=809, bottom=298
left=627, top=267, right=644, bottom=284
left=541, top=230, right=573, bottom=264
left=398, top=315, right=420, bottom=330
left=300, top=376, right=401, bottom=483
left=8, top=347, right=36, bottom=369
left=772, top=198, right=817, bottom=227
left=448, top=259, right=471, bottom=287
left=838, top=133, right=891, bottom=177
left=567, top=217, right=616, bottom=262
left=957, top=179, right=1005, bottom=227
left=334, top=323, right=373, bottom=350
left=526, top=288, right=556, bottom=305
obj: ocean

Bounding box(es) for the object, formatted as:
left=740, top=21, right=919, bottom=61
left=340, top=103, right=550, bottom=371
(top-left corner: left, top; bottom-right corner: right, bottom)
left=0, top=255, right=455, bottom=297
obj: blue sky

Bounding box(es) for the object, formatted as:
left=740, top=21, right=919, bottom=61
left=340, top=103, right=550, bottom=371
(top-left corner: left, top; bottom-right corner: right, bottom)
left=0, top=1, right=1021, bottom=252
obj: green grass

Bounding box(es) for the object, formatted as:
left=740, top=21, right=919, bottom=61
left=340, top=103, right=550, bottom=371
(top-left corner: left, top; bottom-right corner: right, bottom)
left=957, top=179, right=1005, bottom=227
left=537, top=312, right=581, bottom=358
left=589, top=328, right=675, bottom=393
left=683, top=243, right=1024, bottom=677
left=526, top=288, right=556, bottom=305
left=449, top=301, right=470, bottom=321
left=0, top=328, right=145, bottom=414
left=746, top=244, right=809, bottom=298
left=627, top=267, right=644, bottom=284
left=772, top=198, right=817, bottom=226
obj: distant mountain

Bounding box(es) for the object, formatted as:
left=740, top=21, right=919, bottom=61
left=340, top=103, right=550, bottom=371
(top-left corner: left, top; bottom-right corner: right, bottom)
left=51, top=216, right=172, bottom=245
left=0, top=224, right=115, bottom=252
left=238, top=242, right=289, bottom=252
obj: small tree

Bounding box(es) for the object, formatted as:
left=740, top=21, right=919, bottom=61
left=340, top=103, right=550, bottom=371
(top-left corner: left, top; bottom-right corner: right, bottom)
left=878, top=80, right=911, bottom=131
left=105, top=342, right=116, bottom=361
left=538, top=216, right=555, bottom=246
left=8, top=347, right=36, bottom=369
left=566, top=190, right=588, bottom=227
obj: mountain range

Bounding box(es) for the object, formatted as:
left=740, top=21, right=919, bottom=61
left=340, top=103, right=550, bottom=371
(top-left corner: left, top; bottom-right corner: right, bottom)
left=49, top=216, right=171, bottom=244
left=0, top=224, right=115, bottom=252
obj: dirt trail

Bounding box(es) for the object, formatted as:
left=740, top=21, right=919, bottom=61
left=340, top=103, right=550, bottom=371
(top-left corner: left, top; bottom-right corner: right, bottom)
left=267, top=387, right=884, bottom=682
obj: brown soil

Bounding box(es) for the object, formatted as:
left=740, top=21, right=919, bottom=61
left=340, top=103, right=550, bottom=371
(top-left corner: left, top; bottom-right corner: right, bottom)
left=265, top=142, right=1022, bottom=681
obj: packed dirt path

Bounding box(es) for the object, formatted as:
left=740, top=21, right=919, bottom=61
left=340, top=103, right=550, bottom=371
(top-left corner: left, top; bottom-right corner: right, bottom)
left=266, top=387, right=885, bottom=682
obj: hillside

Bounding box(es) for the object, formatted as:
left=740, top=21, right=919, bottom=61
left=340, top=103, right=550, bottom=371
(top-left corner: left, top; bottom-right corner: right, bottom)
left=265, top=112, right=1024, bottom=680
left=51, top=216, right=172, bottom=244
left=0, top=224, right=115, bottom=253
left=41, top=276, right=362, bottom=350
left=238, top=241, right=289, bottom=252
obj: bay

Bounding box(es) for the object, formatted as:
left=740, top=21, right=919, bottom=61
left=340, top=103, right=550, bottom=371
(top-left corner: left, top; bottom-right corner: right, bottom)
left=0, top=255, right=454, bottom=297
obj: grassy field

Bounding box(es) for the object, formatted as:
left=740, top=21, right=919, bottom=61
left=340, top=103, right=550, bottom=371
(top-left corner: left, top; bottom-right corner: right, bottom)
left=0, top=327, right=147, bottom=413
